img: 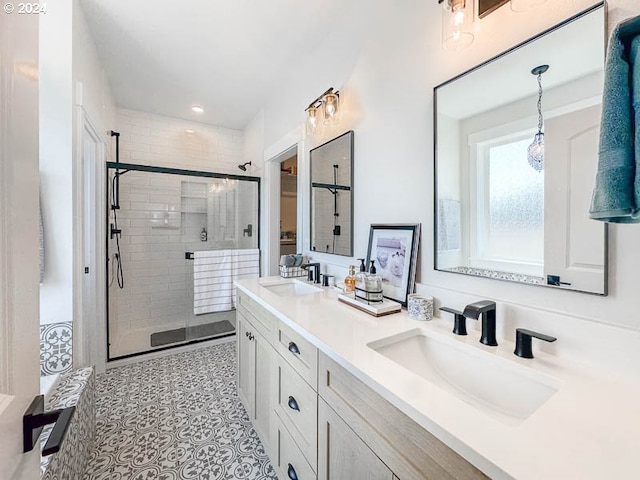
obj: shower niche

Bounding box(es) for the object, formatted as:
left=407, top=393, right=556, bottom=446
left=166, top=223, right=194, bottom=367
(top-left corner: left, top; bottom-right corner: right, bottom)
left=106, top=162, right=260, bottom=360
left=180, top=179, right=238, bottom=247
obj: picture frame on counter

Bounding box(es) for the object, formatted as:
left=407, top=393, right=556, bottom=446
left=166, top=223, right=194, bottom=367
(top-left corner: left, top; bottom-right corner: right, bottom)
left=365, top=223, right=420, bottom=306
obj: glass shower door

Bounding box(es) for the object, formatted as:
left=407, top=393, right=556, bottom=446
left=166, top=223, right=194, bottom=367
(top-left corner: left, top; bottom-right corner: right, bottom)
left=106, top=163, right=259, bottom=360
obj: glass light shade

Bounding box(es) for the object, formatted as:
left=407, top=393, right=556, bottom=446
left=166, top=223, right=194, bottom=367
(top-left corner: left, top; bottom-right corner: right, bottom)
left=322, top=93, right=339, bottom=125
left=442, top=0, right=474, bottom=51
left=510, top=0, right=547, bottom=12
left=306, top=106, right=318, bottom=135
left=527, top=132, right=544, bottom=172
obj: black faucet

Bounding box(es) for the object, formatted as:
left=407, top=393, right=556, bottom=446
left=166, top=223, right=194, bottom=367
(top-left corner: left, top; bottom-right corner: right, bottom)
left=463, top=300, right=498, bottom=346
left=439, top=307, right=468, bottom=336
left=514, top=328, right=556, bottom=358
left=301, top=263, right=321, bottom=284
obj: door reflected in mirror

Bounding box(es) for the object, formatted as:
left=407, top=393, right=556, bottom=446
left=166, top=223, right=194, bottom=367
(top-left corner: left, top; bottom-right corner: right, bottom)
left=434, top=3, right=607, bottom=295
left=310, top=131, right=354, bottom=256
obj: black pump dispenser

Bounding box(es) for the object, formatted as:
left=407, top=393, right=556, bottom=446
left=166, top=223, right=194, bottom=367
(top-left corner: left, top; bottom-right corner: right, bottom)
left=369, top=260, right=376, bottom=274
left=358, top=258, right=366, bottom=272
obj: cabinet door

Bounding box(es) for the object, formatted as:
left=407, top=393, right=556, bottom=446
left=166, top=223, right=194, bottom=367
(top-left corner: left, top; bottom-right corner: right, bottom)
left=318, top=398, right=393, bottom=480
left=237, top=314, right=255, bottom=416
left=253, top=328, right=272, bottom=446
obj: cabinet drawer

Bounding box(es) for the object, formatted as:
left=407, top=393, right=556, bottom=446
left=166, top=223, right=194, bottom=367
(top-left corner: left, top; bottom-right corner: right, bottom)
left=318, top=398, right=393, bottom=480
left=318, top=353, right=489, bottom=480
left=272, top=415, right=317, bottom=480
left=274, top=355, right=318, bottom=471
left=276, top=321, right=318, bottom=388
left=237, top=291, right=277, bottom=342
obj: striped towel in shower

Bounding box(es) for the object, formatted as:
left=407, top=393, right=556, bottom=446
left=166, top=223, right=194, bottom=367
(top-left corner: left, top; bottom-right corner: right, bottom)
left=230, top=248, right=260, bottom=307
left=193, top=249, right=260, bottom=315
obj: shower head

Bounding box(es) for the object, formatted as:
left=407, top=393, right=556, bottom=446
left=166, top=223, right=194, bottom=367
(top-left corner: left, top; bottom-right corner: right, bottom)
left=238, top=162, right=251, bottom=172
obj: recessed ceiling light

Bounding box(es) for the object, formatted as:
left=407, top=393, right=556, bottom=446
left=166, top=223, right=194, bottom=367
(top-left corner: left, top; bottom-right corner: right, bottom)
left=191, top=105, right=204, bottom=113
left=185, top=129, right=195, bottom=134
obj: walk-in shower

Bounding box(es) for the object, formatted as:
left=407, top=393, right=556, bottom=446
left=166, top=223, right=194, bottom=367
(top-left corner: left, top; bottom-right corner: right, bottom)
left=106, top=162, right=260, bottom=360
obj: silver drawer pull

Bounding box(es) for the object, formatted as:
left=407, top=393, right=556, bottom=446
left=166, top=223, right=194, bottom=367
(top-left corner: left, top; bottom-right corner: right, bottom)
left=288, top=341, right=300, bottom=355
left=287, top=396, right=300, bottom=412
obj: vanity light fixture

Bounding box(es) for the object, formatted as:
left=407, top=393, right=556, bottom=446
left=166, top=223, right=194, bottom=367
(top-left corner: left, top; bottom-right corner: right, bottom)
left=306, top=105, right=319, bottom=135
left=438, top=0, right=474, bottom=51
left=305, top=87, right=340, bottom=134
left=510, top=0, right=547, bottom=13
left=191, top=105, right=204, bottom=113
left=527, top=64, right=549, bottom=172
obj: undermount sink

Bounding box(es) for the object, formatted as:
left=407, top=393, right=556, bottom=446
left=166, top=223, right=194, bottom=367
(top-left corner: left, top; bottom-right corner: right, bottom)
left=368, top=328, right=560, bottom=425
left=261, top=279, right=323, bottom=297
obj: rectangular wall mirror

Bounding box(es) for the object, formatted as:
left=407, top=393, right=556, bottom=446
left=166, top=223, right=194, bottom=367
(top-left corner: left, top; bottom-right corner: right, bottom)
left=434, top=3, right=607, bottom=295
left=310, top=131, right=354, bottom=256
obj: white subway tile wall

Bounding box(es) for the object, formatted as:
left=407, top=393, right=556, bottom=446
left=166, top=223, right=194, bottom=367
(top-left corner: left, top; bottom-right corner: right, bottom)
left=107, top=110, right=258, bottom=358
left=115, top=109, right=244, bottom=174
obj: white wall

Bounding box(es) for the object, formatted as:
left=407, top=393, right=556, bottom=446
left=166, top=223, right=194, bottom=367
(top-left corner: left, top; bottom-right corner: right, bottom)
left=244, top=0, right=640, bottom=370
left=39, top=0, right=74, bottom=326
left=73, top=0, right=116, bottom=144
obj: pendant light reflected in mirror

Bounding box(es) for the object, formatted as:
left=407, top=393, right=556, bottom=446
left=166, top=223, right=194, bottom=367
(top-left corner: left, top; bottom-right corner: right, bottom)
left=527, top=64, right=549, bottom=172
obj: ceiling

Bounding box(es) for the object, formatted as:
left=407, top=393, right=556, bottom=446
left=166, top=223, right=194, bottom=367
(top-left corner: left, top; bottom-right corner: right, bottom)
left=81, top=0, right=344, bottom=129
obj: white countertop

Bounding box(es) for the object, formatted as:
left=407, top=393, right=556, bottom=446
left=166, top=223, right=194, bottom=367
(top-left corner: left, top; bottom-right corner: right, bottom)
left=235, top=277, right=640, bottom=480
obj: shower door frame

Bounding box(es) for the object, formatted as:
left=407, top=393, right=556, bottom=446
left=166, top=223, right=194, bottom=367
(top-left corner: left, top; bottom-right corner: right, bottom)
left=105, top=161, right=261, bottom=361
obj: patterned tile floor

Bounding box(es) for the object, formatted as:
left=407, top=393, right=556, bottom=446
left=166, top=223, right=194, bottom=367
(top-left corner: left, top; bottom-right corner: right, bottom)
left=84, top=341, right=277, bottom=480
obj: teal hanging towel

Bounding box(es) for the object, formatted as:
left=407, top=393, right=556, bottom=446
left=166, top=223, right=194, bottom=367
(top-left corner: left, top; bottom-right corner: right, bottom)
left=589, top=16, right=640, bottom=223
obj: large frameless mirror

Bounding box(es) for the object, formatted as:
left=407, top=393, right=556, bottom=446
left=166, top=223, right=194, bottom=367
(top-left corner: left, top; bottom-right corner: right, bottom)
left=310, top=131, right=354, bottom=256
left=434, top=3, right=607, bottom=294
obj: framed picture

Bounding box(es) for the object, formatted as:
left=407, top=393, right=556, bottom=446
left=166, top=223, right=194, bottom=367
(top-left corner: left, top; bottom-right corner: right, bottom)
left=366, top=224, right=421, bottom=306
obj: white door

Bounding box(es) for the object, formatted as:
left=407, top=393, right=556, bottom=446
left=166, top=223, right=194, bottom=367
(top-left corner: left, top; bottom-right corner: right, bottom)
left=76, top=110, right=106, bottom=370
left=0, top=13, right=42, bottom=480
left=544, top=104, right=606, bottom=294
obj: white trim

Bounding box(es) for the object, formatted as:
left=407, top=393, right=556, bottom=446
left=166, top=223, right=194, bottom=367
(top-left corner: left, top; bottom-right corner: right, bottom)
left=74, top=106, right=107, bottom=372
left=263, top=127, right=305, bottom=276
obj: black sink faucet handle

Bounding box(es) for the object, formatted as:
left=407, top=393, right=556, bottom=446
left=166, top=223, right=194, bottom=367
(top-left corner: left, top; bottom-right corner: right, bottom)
left=439, top=307, right=467, bottom=336
left=514, top=328, right=557, bottom=359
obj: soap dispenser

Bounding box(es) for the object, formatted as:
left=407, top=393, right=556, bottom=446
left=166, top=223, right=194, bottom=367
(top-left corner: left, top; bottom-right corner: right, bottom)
left=366, top=260, right=383, bottom=302
left=344, top=265, right=357, bottom=295
left=355, top=258, right=367, bottom=292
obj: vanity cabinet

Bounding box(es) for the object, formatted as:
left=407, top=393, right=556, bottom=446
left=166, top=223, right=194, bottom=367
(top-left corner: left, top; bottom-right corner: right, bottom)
left=237, top=290, right=487, bottom=480
left=273, top=354, right=318, bottom=471
left=237, top=293, right=276, bottom=450
left=318, top=353, right=488, bottom=480
left=318, top=397, right=393, bottom=480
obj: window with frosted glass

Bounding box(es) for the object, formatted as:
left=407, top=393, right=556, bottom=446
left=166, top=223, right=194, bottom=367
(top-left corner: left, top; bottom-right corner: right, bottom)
left=478, top=137, right=544, bottom=265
